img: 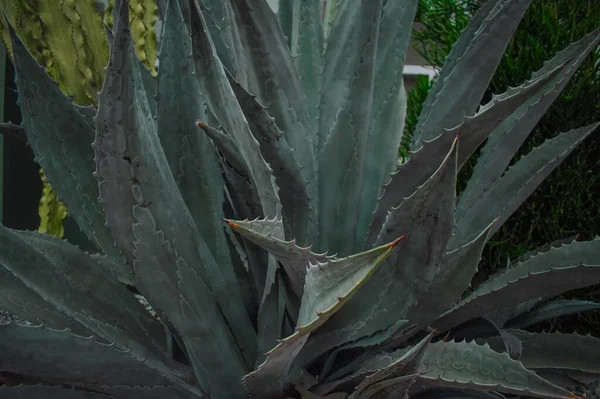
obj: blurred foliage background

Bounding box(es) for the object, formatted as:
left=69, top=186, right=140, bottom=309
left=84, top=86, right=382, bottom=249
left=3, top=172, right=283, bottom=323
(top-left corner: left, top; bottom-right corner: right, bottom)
left=403, top=0, right=600, bottom=332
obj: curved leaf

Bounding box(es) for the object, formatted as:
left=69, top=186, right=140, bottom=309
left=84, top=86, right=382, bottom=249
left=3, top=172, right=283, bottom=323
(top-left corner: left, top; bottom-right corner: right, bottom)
left=456, top=123, right=599, bottom=243
left=242, top=238, right=404, bottom=399
left=157, top=0, right=257, bottom=369
left=417, top=340, right=576, bottom=399
left=225, top=217, right=333, bottom=299
left=501, top=330, right=600, bottom=375
left=456, top=28, right=600, bottom=227
left=505, top=300, right=600, bottom=329
left=0, top=385, right=110, bottom=399
left=227, top=76, right=317, bottom=244
left=8, top=24, right=127, bottom=279
left=412, top=0, right=532, bottom=147
left=297, top=138, right=457, bottom=369
left=434, top=237, right=600, bottom=332
left=0, top=320, right=177, bottom=393
left=0, top=224, right=199, bottom=395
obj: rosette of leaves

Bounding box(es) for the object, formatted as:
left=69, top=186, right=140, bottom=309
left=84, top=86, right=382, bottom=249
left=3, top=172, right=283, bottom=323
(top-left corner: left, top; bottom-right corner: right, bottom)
left=0, top=0, right=599, bottom=399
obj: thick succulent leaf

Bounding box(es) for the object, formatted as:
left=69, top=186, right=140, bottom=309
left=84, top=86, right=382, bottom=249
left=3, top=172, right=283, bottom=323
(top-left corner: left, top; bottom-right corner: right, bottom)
left=89, top=253, right=135, bottom=286
left=514, top=235, right=581, bottom=265
left=412, top=0, right=532, bottom=147
left=434, top=237, right=600, bottom=332
left=0, top=265, right=90, bottom=336
left=11, top=230, right=168, bottom=354
left=417, top=340, right=576, bottom=399
left=351, top=331, right=434, bottom=398
left=225, top=0, right=317, bottom=183
left=315, top=319, right=414, bottom=383
left=457, top=29, right=600, bottom=225
left=456, top=62, right=568, bottom=169
left=189, top=2, right=288, bottom=357
left=8, top=25, right=127, bottom=279
left=456, top=122, right=599, bottom=243
left=225, top=217, right=333, bottom=299
left=410, top=0, right=498, bottom=149
left=227, top=75, right=317, bottom=244
left=505, top=300, right=600, bottom=329
left=0, top=224, right=200, bottom=395
left=0, top=385, right=110, bottom=399
left=352, top=0, right=419, bottom=254
left=198, top=122, right=251, bottom=177
left=0, top=320, right=178, bottom=392
left=279, top=0, right=323, bottom=130
left=298, top=140, right=457, bottom=368
left=490, top=330, right=600, bottom=376
left=242, top=239, right=403, bottom=399
left=411, top=388, right=508, bottom=399
left=403, top=220, right=494, bottom=331
left=366, top=127, right=458, bottom=247
left=157, top=0, right=257, bottom=369
left=94, top=3, right=250, bottom=396
left=353, top=374, right=418, bottom=399
left=189, top=0, right=281, bottom=221
left=317, top=0, right=382, bottom=255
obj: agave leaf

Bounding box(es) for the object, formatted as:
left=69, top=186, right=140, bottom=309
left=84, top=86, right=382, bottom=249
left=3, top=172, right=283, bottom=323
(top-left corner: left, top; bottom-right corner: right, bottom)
left=456, top=122, right=599, bottom=243
left=416, top=340, right=576, bottom=399
left=352, top=0, right=419, bottom=254
left=0, top=320, right=179, bottom=392
left=197, top=122, right=247, bottom=172
left=299, top=139, right=457, bottom=368
left=225, top=217, right=333, bottom=299
left=242, top=238, right=403, bottom=398
left=313, top=347, right=414, bottom=396
left=279, top=0, right=323, bottom=129
left=434, top=237, right=600, bottom=332
left=12, top=230, right=168, bottom=354
left=227, top=75, right=317, bottom=244
left=456, top=28, right=600, bottom=224
left=410, top=0, right=498, bottom=149
left=99, top=2, right=254, bottom=395
left=189, top=0, right=281, bottom=221
left=157, top=0, right=257, bottom=369
left=189, top=2, right=287, bottom=358
left=8, top=24, right=128, bottom=280
left=514, top=235, right=581, bottom=265
left=315, top=319, right=414, bottom=384
left=505, top=300, right=600, bottom=329
left=353, top=374, right=418, bottom=399
left=0, top=224, right=199, bottom=395
left=456, top=61, right=568, bottom=169
left=411, top=388, right=508, bottom=398
left=317, top=0, right=383, bottom=255
left=412, top=0, right=532, bottom=148
left=219, top=0, right=317, bottom=182
left=296, top=387, right=347, bottom=399
left=351, top=331, right=434, bottom=398
left=403, top=220, right=495, bottom=332
left=0, top=385, right=110, bottom=399
left=366, top=127, right=458, bottom=247
left=89, top=253, right=136, bottom=286
left=498, top=330, right=600, bottom=375
left=0, top=266, right=91, bottom=336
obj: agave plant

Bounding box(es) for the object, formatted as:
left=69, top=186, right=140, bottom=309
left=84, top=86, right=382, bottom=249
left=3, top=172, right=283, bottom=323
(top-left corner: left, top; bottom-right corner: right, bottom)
left=1, top=0, right=600, bottom=398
